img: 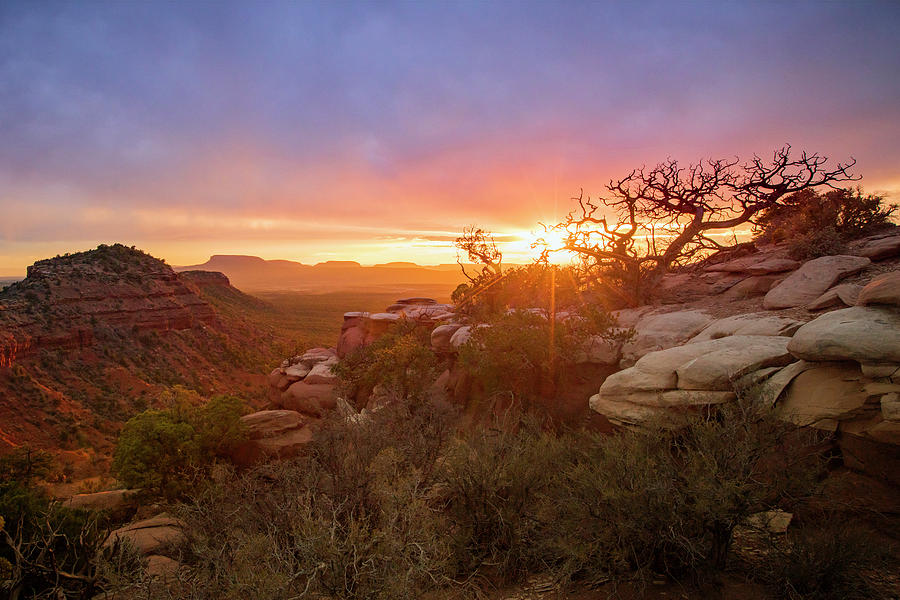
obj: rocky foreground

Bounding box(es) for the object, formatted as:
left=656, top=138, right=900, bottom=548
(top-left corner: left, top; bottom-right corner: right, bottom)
left=250, top=230, right=900, bottom=487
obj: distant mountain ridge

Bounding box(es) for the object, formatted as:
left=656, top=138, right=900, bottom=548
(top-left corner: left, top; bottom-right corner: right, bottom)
left=176, top=255, right=466, bottom=292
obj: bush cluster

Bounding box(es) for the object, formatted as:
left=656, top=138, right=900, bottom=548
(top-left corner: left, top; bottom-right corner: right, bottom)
left=753, top=187, right=897, bottom=259
left=332, top=321, right=440, bottom=407
left=98, top=398, right=882, bottom=599
left=112, top=395, right=249, bottom=500
left=458, top=304, right=628, bottom=408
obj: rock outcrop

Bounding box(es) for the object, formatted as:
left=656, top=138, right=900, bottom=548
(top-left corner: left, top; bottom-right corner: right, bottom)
left=787, top=306, right=900, bottom=364
left=268, top=348, right=339, bottom=416
left=103, top=513, right=185, bottom=580
left=62, top=489, right=137, bottom=511
left=591, top=335, right=794, bottom=426
left=336, top=299, right=454, bottom=359
left=589, top=273, right=900, bottom=484
left=806, top=283, right=862, bottom=310
left=619, top=309, right=713, bottom=366
left=688, top=313, right=804, bottom=343
left=103, top=513, right=186, bottom=555
left=852, top=231, right=900, bottom=260
left=857, top=271, right=900, bottom=307
left=231, top=410, right=314, bottom=465
left=0, top=245, right=220, bottom=366
left=763, top=255, right=871, bottom=309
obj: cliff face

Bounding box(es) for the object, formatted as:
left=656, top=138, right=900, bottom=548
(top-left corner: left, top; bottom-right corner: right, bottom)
left=0, top=245, right=217, bottom=366
left=0, top=245, right=282, bottom=471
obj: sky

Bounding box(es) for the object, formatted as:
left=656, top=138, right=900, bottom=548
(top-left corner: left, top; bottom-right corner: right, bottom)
left=1, top=0, right=900, bottom=274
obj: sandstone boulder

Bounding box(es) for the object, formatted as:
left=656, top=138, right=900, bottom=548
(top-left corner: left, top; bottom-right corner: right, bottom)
left=283, top=363, right=311, bottom=379
left=752, top=360, right=818, bottom=407
left=588, top=394, right=685, bottom=427
left=676, top=337, right=794, bottom=391
left=806, top=283, right=862, bottom=310
left=267, top=368, right=299, bottom=392
left=450, top=325, right=474, bottom=349
left=593, top=336, right=792, bottom=426
left=281, top=382, right=336, bottom=416
left=620, top=310, right=713, bottom=365
left=658, top=272, right=744, bottom=303
left=775, top=363, right=870, bottom=427
left=103, top=514, right=185, bottom=555
left=855, top=233, right=900, bottom=260
left=857, top=271, right=900, bottom=307
left=337, top=324, right=367, bottom=358
left=392, top=303, right=454, bottom=321
left=431, top=323, right=464, bottom=353
left=763, top=255, right=870, bottom=310
left=723, top=274, right=785, bottom=299
left=604, top=341, right=727, bottom=394
left=787, top=306, right=900, bottom=364
left=689, top=313, right=804, bottom=343
left=232, top=410, right=314, bottom=465
left=881, top=393, right=900, bottom=421
left=304, top=359, right=339, bottom=385
left=62, top=489, right=136, bottom=511
left=706, top=256, right=800, bottom=275
left=145, top=554, right=180, bottom=579
left=866, top=421, right=900, bottom=446
left=611, top=306, right=654, bottom=328
left=297, top=347, right=337, bottom=368
left=860, top=363, right=900, bottom=378
left=241, top=409, right=305, bottom=437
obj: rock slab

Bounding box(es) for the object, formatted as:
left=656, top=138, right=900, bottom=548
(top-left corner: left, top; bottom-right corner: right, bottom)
left=763, top=255, right=870, bottom=310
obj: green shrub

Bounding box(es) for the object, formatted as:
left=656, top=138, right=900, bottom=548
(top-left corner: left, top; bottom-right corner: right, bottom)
left=112, top=409, right=199, bottom=499
left=112, top=395, right=248, bottom=499
left=333, top=321, right=439, bottom=406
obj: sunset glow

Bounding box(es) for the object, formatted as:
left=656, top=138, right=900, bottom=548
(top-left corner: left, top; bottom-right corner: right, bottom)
left=1, top=1, right=899, bottom=275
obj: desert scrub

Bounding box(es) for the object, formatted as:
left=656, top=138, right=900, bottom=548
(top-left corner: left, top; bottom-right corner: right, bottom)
left=754, top=186, right=897, bottom=259
left=540, top=398, right=825, bottom=587
left=101, top=399, right=835, bottom=598
left=764, top=522, right=891, bottom=600
left=437, top=418, right=564, bottom=583
left=119, top=404, right=460, bottom=600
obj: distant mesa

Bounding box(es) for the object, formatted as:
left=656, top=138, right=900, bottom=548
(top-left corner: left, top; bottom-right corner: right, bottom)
left=314, top=260, right=362, bottom=268
left=191, top=255, right=271, bottom=269
left=374, top=261, right=419, bottom=268
left=175, top=255, right=465, bottom=292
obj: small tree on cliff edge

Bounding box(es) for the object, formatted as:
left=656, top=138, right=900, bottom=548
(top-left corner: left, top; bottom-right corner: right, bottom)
left=546, top=145, right=858, bottom=306
left=453, top=225, right=505, bottom=312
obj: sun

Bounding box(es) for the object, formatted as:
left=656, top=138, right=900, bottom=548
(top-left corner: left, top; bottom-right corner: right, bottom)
left=508, top=228, right=574, bottom=264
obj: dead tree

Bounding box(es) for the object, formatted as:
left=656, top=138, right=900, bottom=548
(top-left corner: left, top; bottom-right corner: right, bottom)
left=551, top=146, right=858, bottom=306
left=455, top=225, right=503, bottom=284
